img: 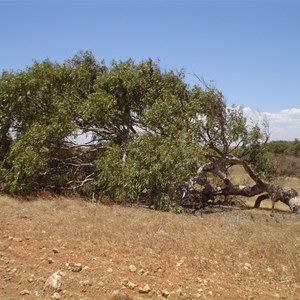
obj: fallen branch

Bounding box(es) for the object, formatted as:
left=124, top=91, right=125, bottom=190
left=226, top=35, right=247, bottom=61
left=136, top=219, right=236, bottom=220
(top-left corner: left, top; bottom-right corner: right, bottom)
left=185, top=155, right=300, bottom=213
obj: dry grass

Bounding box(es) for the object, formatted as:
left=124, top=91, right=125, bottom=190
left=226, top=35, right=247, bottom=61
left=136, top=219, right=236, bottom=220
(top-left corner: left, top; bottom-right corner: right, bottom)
left=274, top=155, right=300, bottom=178
left=1, top=193, right=300, bottom=300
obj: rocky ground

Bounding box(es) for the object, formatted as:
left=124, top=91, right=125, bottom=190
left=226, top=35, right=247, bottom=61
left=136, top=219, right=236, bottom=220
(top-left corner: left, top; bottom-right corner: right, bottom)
left=0, top=194, right=300, bottom=300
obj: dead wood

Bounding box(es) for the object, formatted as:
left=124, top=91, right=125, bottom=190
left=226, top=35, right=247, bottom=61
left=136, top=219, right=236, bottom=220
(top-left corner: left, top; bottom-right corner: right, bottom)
left=184, top=155, right=300, bottom=213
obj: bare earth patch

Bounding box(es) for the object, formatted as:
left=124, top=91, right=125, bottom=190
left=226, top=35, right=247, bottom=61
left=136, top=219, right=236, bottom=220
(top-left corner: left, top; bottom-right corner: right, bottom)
left=0, top=194, right=300, bottom=300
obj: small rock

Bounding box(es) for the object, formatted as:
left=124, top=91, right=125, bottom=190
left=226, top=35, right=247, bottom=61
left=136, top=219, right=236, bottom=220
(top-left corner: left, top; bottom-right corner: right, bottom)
left=44, top=271, right=62, bottom=292
left=107, top=267, right=113, bottom=273
left=52, top=292, right=61, bottom=299
left=176, top=288, right=183, bottom=296
left=67, top=263, right=82, bottom=272
left=127, top=281, right=136, bottom=290
left=98, top=281, right=104, bottom=287
left=48, top=257, right=54, bottom=264
left=138, top=268, right=149, bottom=276
left=52, top=248, right=59, bottom=254
left=20, top=289, right=30, bottom=295
left=139, top=284, right=151, bottom=294
left=122, top=279, right=137, bottom=290
left=122, top=279, right=129, bottom=285
left=267, top=267, right=274, bottom=273
left=274, top=293, right=280, bottom=298
left=161, top=289, right=170, bottom=298
left=111, top=289, right=132, bottom=299
left=13, top=237, right=23, bottom=242
left=80, top=280, right=92, bottom=287
left=176, top=260, right=183, bottom=267
left=112, top=289, right=120, bottom=296
left=244, top=263, right=251, bottom=270
left=156, top=266, right=163, bottom=272
left=128, top=264, right=137, bottom=272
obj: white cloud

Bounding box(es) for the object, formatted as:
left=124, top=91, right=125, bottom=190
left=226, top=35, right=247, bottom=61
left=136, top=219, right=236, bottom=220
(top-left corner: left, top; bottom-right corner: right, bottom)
left=243, top=107, right=300, bottom=141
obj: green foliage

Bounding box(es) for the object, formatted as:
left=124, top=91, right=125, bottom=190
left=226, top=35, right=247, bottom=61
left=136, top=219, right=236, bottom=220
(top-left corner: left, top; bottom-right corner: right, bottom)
left=229, top=123, right=275, bottom=180
left=2, top=124, right=52, bottom=193
left=1, top=122, right=74, bottom=194
left=0, top=51, right=101, bottom=193
left=96, top=134, right=202, bottom=209
left=267, top=139, right=300, bottom=157
left=0, top=51, right=274, bottom=210
left=247, top=144, right=276, bottom=181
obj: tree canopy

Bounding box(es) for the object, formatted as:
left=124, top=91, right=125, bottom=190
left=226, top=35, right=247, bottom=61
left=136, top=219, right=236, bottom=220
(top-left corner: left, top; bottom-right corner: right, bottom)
left=1, top=51, right=298, bottom=213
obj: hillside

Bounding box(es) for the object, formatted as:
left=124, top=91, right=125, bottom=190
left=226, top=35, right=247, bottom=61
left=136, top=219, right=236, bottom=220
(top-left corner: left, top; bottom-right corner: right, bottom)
left=1, top=191, right=300, bottom=300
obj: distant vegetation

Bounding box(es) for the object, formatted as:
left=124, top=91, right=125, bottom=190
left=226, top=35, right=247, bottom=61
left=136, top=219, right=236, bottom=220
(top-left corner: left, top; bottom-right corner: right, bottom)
left=1, top=51, right=297, bottom=210
left=266, top=140, right=300, bottom=178
left=267, top=140, right=300, bottom=157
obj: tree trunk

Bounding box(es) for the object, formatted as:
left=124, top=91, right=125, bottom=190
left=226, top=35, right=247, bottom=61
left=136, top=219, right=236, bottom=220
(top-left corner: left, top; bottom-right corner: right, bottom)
left=185, top=155, right=299, bottom=213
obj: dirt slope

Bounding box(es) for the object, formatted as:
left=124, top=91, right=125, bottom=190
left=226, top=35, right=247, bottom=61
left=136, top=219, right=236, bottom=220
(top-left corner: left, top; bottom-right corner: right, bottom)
left=0, top=194, right=300, bottom=300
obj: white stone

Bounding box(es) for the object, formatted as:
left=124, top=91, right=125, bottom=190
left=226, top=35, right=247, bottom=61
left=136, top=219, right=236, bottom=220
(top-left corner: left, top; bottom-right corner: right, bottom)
left=139, top=284, right=151, bottom=294
left=244, top=263, right=251, bottom=270
left=48, top=257, right=54, bottom=264
left=20, top=289, right=30, bottom=295
left=13, top=237, right=23, bottom=242
left=127, top=281, right=137, bottom=289
left=161, top=289, right=170, bottom=298
left=128, top=264, right=137, bottom=272
left=52, top=292, right=61, bottom=299
left=44, top=271, right=62, bottom=292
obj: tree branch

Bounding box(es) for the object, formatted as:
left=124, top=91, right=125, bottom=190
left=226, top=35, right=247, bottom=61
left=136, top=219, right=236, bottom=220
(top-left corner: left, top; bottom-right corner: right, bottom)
left=62, top=173, right=95, bottom=190
left=185, top=155, right=300, bottom=213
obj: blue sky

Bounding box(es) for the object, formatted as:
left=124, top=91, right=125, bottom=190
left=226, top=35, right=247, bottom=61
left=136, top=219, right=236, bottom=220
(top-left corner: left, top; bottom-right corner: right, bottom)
left=1, top=0, right=300, bottom=140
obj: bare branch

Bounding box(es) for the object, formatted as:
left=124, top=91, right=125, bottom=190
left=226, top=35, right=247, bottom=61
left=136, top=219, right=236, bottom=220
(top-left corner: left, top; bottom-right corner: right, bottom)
left=62, top=173, right=95, bottom=190
left=185, top=154, right=300, bottom=213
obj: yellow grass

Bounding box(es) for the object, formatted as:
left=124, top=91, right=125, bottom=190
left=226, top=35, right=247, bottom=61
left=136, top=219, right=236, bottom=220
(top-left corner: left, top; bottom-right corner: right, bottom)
left=1, top=194, right=300, bottom=299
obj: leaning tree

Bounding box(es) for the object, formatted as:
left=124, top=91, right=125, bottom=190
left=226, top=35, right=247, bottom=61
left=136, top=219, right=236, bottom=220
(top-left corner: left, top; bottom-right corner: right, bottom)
left=0, top=52, right=299, bottom=213
left=182, top=84, right=300, bottom=214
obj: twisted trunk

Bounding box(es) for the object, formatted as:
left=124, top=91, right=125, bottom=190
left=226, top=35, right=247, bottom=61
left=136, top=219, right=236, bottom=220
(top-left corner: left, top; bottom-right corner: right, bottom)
left=185, top=155, right=300, bottom=213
